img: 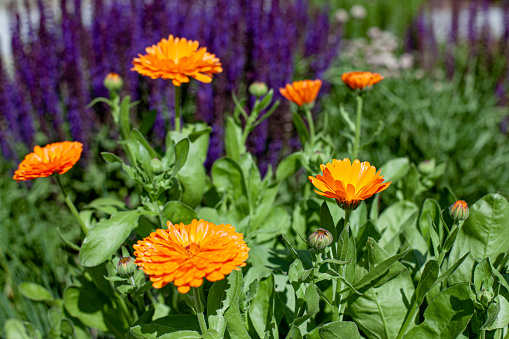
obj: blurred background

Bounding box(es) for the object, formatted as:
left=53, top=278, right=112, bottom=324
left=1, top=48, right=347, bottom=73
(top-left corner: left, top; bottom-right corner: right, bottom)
left=0, top=0, right=508, bottom=333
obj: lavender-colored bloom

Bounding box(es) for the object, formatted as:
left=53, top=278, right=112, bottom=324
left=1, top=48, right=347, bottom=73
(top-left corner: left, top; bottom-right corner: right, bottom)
left=1, top=0, right=340, bottom=165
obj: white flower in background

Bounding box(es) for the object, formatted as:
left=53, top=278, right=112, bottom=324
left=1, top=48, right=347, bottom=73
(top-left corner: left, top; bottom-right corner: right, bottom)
left=334, top=9, right=349, bottom=24
left=350, top=4, right=367, bottom=20
left=367, top=27, right=382, bottom=40
left=399, top=54, right=414, bottom=69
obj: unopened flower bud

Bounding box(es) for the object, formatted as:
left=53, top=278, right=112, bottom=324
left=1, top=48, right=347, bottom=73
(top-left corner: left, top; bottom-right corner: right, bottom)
left=477, top=288, right=493, bottom=308
left=104, top=72, right=123, bottom=92
left=449, top=200, right=469, bottom=221
left=249, top=81, right=269, bottom=97
left=418, top=159, right=435, bottom=175
left=151, top=158, right=164, bottom=174
left=308, top=228, right=333, bottom=251
left=336, top=198, right=361, bottom=211
left=117, top=256, right=136, bottom=278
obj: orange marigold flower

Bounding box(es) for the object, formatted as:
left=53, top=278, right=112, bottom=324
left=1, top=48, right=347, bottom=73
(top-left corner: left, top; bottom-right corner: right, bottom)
left=134, top=219, right=250, bottom=294
left=279, top=79, right=322, bottom=107
left=13, top=141, right=83, bottom=182
left=341, top=71, right=384, bottom=91
left=309, top=158, right=391, bottom=210
left=131, top=35, right=223, bottom=87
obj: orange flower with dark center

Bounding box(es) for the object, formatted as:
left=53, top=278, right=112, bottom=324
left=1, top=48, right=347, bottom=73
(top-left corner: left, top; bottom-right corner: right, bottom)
left=309, top=158, right=391, bottom=210
left=279, top=79, right=322, bottom=107
left=341, top=71, right=384, bottom=91
left=13, top=141, right=83, bottom=182
left=134, top=219, right=250, bottom=294
left=132, top=35, right=223, bottom=87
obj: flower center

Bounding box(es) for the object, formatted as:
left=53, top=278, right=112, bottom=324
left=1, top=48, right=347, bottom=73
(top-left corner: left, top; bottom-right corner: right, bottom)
left=184, top=243, right=201, bottom=258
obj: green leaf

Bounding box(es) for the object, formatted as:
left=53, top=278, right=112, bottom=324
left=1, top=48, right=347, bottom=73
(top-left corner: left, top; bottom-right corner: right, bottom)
left=286, top=325, right=303, bottom=339
left=19, top=282, right=54, bottom=302
left=292, top=112, right=309, bottom=145
left=224, top=271, right=250, bottom=339
left=85, top=197, right=127, bottom=215
left=487, top=292, right=509, bottom=330
left=249, top=274, right=276, bottom=338
left=173, top=138, right=189, bottom=176
left=80, top=210, right=141, bottom=267
left=448, top=194, right=509, bottom=285
left=320, top=202, right=337, bottom=241
left=282, top=235, right=300, bottom=260
left=418, top=199, right=443, bottom=251
left=415, top=260, right=439, bottom=304
left=129, top=325, right=199, bottom=339
left=405, top=283, right=474, bottom=338
left=131, top=128, right=159, bottom=160
left=101, top=152, right=123, bottom=164
left=139, top=109, right=157, bottom=135
left=207, top=270, right=242, bottom=337
left=348, top=239, right=415, bottom=339
left=318, top=321, right=361, bottom=339
left=63, top=286, right=109, bottom=332
left=4, top=319, right=42, bottom=339
left=159, top=331, right=201, bottom=339
left=211, top=157, right=249, bottom=215
left=177, top=156, right=206, bottom=208
left=433, top=251, right=470, bottom=289
left=188, top=127, right=212, bottom=142
left=162, top=201, right=198, bottom=225
left=294, top=284, right=319, bottom=326
left=377, top=200, right=420, bottom=254
left=120, top=96, right=132, bottom=139
left=353, top=245, right=410, bottom=290
left=225, top=116, right=244, bottom=161
left=379, top=157, right=410, bottom=183
left=276, top=153, right=302, bottom=182
left=474, top=258, right=494, bottom=292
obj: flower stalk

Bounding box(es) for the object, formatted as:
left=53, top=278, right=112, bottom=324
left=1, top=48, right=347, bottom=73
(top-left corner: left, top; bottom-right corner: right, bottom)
left=304, top=107, right=316, bottom=146
left=55, top=174, right=88, bottom=235
left=352, top=94, right=363, bottom=159
left=174, top=85, right=182, bottom=133
left=193, top=287, right=208, bottom=334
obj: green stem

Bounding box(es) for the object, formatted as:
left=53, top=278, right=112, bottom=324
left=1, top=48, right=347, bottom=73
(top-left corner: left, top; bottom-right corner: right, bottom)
left=174, top=85, right=182, bottom=132
left=352, top=95, right=363, bottom=159
left=304, top=108, right=316, bottom=146
left=332, top=210, right=351, bottom=322
left=480, top=329, right=486, bottom=339
left=396, top=302, right=419, bottom=339
left=150, top=194, right=165, bottom=229
left=438, top=220, right=458, bottom=266
left=193, top=287, right=208, bottom=334
left=55, top=175, right=88, bottom=235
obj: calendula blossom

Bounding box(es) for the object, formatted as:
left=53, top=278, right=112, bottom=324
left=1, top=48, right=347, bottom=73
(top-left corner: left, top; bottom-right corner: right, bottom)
left=341, top=71, right=384, bottom=91
left=279, top=79, right=322, bottom=107
left=132, top=35, right=223, bottom=86
left=13, top=141, right=83, bottom=182
left=134, top=219, right=249, bottom=294
left=309, top=158, right=391, bottom=210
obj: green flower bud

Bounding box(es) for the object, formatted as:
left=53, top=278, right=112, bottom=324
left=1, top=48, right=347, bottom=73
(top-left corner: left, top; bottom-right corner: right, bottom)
left=249, top=81, right=269, bottom=97
left=418, top=159, right=435, bottom=175
left=151, top=158, right=164, bottom=174
left=308, top=228, right=333, bottom=251
left=449, top=200, right=469, bottom=221
left=117, top=256, right=136, bottom=278
left=104, top=72, right=124, bottom=92
left=477, top=288, right=494, bottom=308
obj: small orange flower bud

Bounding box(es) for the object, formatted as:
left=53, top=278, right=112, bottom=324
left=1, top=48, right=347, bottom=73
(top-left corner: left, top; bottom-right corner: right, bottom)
left=279, top=79, right=322, bottom=107
left=308, top=228, right=333, bottom=251
left=341, top=71, right=383, bottom=91
left=449, top=200, right=469, bottom=221
left=117, top=257, right=136, bottom=278
left=104, top=72, right=124, bottom=92
left=249, top=81, right=269, bottom=97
